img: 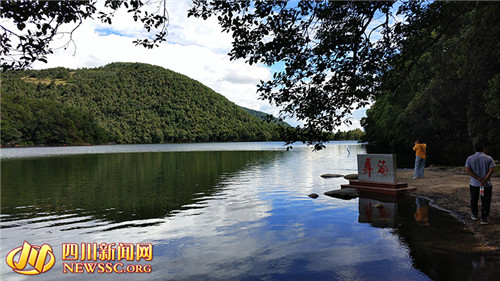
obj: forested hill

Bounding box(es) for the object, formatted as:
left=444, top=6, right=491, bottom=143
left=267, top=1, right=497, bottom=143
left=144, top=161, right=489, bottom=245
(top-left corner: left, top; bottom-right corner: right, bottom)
left=240, top=106, right=291, bottom=127
left=1, top=62, right=286, bottom=146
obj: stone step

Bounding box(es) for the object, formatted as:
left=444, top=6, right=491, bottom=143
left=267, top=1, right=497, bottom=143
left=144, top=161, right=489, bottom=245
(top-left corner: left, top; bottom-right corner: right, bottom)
left=341, top=184, right=416, bottom=195
left=347, top=180, right=408, bottom=189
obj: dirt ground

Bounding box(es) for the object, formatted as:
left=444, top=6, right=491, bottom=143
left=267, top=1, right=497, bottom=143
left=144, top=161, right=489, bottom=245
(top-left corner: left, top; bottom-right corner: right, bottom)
left=399, top=166, right=500, bottom=254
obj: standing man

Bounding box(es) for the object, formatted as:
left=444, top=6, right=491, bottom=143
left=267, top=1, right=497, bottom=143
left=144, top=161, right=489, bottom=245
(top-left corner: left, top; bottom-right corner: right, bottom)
left=413, top=139, right=427, bottom=179
left=465, top=142, right=496, bottom=225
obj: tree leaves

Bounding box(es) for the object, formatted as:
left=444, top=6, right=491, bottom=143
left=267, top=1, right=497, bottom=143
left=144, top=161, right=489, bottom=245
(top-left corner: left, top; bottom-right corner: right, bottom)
left=1, top=0, right=168, bottom=71
left=188, top=1, right=499, bottom=154
left=188, top=1, right=403, bottom=146
left=363, top=1, right=500, bottom=157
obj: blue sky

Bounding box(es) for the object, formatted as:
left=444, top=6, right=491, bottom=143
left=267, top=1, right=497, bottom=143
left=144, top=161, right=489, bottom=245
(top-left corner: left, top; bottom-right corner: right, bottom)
left=31, top=0, right=367, bottom=131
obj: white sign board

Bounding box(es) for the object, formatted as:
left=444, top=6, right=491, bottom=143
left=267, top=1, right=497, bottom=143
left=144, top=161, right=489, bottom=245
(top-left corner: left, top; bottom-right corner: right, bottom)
left=357, top=154, right=397, bottom=183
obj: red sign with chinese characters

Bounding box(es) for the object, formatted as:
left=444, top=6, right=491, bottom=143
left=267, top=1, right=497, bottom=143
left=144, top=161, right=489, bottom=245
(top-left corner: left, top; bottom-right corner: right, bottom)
left=357, top=154, right=397, bottom=183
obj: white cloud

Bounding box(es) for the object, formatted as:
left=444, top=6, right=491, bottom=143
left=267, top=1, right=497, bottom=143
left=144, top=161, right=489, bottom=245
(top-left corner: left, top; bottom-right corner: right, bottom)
left=335, top=107, right=367, bottom=132
left=30, top=0, right=365, bottom=130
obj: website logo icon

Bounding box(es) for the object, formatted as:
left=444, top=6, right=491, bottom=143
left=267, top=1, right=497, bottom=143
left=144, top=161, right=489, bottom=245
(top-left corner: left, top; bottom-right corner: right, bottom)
left=6, top=241, right=55, bottom=275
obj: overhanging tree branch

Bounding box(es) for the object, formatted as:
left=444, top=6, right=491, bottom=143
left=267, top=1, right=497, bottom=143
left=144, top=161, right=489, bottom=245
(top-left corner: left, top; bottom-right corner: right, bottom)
left=187, top=0, right=440, bottom=148
left=0, top=0, right=169, bottom=71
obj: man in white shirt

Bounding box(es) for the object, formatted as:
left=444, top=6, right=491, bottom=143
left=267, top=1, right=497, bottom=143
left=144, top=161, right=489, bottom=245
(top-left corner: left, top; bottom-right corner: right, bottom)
left=465, top=142, right=496, bottom=225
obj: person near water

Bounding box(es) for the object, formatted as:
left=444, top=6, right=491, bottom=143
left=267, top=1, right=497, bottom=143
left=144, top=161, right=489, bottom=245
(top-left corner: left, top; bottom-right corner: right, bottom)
left=413, top=139, right=427, bottom=179
left=465, top=142, right=495, bottom=225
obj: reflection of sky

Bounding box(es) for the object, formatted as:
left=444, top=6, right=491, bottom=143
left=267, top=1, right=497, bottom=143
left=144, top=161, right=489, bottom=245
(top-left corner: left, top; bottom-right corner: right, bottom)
left=144, top=143, right=426, bottom=280
left=1, top=142, right=290, bottom=159
left=0, top=142, right=431, bottom=281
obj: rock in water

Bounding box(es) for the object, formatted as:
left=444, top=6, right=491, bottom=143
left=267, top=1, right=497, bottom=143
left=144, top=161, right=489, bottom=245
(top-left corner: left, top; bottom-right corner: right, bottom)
left=321, top=174, right=344, bottom=178
left=324, top=188, right=359, bottom=200
left=343, top=174, right=358, bottom=180
left=308, top=193, right=319, bottom=199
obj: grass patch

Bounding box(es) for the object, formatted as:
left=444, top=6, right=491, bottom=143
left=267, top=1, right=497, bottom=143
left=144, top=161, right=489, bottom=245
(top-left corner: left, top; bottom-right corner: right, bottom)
left=21, top=76, right=67, bottom=85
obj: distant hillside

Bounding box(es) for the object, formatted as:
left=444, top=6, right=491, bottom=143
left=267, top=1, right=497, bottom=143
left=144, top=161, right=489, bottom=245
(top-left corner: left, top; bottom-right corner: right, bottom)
left=0, top=63, right=285, bottom=146
left=240, top=107, right=291, bottom=127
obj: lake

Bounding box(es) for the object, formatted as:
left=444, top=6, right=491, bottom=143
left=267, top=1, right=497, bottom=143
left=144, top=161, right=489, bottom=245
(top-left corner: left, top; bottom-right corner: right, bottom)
left=1, top=142, right=497, bottom=280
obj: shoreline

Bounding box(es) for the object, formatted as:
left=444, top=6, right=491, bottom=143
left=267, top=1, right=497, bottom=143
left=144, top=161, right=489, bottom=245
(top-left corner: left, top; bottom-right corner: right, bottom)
left=0, top=140, right=282, bottom=149
left=400, top=167, right=500, bottom=254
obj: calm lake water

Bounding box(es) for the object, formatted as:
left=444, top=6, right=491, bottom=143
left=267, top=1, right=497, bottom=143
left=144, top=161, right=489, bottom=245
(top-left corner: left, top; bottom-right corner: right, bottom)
left=1, top=142, right=498, bottom=280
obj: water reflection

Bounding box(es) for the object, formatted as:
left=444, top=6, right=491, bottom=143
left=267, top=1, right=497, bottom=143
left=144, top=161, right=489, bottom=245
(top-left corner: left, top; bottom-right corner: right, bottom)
left=414, top=197, right=430, bottom=227
left=355, top=194, right=500, bottom=280
left=1, top=151, right=282, bottom=228
left=470, top=256, right=496, bottom=280
left=2, top=143, right=500, bottom=281
left=359, top=198, right=397, bottom=227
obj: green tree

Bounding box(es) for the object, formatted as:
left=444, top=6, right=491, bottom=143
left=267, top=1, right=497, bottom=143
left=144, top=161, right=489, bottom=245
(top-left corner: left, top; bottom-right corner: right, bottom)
left=362, top=2, right=500, bottom=158
left=1, top=92, right=108, bottom=145
left=332, top=129, right=364, bottom=141
left=5, top=0, right=498, bottom=152
left=187, top=0, right=444, bottom=148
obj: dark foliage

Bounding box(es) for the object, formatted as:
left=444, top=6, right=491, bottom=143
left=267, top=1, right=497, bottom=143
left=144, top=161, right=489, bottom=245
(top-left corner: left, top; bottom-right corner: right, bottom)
left=187, top=0, right=427, bottom=146
left=362, top=2, right=500, bottom=159
left=188, top=1, right=500, bottom=156
left=1, top=63, right=285, bottom=146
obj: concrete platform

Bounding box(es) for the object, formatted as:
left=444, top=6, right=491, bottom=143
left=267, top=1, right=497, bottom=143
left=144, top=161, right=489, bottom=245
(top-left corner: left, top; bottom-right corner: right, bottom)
left=341, top=180, right=417, bottom=199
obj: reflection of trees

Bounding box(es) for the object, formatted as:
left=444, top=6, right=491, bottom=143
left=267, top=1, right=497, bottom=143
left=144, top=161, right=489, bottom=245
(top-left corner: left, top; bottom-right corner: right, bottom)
left=1, top=151, right=282, bottom=223
left=368, top=196, right=483, bottom=280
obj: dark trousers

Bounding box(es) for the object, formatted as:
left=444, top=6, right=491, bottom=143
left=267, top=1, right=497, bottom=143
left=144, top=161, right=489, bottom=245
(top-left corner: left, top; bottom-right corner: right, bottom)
left=470, top=185, right=492, bottom=218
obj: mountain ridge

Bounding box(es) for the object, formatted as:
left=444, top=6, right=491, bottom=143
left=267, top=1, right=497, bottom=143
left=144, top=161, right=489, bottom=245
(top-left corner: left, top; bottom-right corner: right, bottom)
left=1, top=62, right=286, bottom=146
